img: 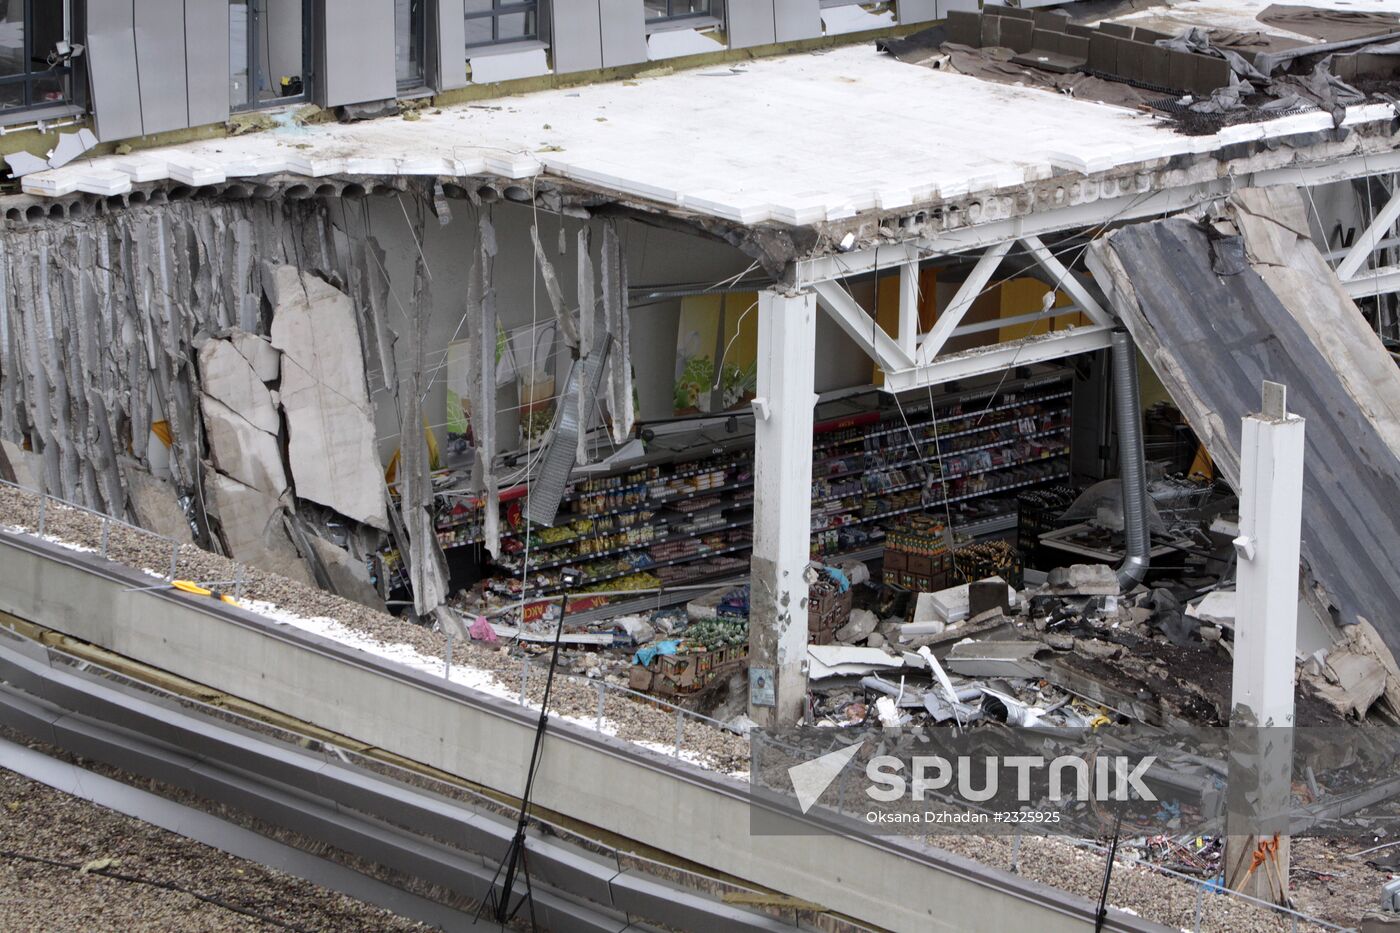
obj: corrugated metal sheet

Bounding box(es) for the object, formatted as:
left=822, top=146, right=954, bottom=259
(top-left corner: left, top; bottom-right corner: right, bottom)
left=1088, top=194, right=1400, bottom=658
left=184, top=0, right=231, bottom=126
left=552, top=1, right=604, bottom=73
left=319, top=0, right=396, bottom=107
left=87, top=5, right=144, bottom=141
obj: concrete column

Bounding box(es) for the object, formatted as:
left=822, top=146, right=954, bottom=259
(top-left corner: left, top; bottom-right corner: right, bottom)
left=1225, top=380, right=1304, bottom=904
left=748, top=289, right=817, bottom=728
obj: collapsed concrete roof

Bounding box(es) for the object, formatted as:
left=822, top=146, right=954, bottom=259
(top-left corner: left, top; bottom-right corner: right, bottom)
left=19, top=37, right=1398, bottom=266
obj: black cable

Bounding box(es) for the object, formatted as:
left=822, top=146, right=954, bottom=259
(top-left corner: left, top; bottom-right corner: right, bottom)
left=0, top=849, right=314, bottom=932
left=476, top=588, right=574, bottom=928
left=1094, top=810, right=1125, bottom=933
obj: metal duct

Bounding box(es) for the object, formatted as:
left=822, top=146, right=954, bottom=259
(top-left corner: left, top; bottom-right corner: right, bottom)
left=1111, top=329, right=1150, bottom=591
left=522, top=335, right=613, bottom=528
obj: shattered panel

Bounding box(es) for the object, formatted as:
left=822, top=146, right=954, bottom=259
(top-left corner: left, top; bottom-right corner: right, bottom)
left=0, top=199, right=359, bottom=537
left=268, top=266, right=389, bottom=531
left=204, top=469, right=314, bottom=587
left=1088, top=190, right=1400, bottom=658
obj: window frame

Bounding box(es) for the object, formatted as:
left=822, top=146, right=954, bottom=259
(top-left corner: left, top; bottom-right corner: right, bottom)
left=230, top=0, right=313, bottom=113
left=644, top=1, right=716, bottom=26
left=395, top=0, right=427, bottom=92
left=463, top=0, right=540, bottom=51
left=0, top=0, right=76, bottom=117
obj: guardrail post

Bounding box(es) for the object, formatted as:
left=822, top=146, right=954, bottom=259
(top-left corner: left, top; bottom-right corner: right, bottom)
left=233, top=565, right=243, bottom=601
left=1010, top=832, right=1022, bottom=874
left=519, top=659, right=530, bottom=705
left=673, top=708, right=684, bottom=757
left=36, top=495, right=47, bottom=537
left=595, top=681, right=606, bottom=731
left=99, top=517, right=109, bottom=558
left=168, top=541, right=179, bottom=580
left=443, top=632, right=454, bottom=680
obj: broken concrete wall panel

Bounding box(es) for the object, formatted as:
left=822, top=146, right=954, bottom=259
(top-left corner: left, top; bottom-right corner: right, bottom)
left=400, top=261, right=451, bottom=617
left=204, top=469, right=315, bottom=587
left=0, top=200, right=361, bottom=534
left=601, top=219, right=634, bottom=444
left=200, top=394, right=287, bottom=497
left=1087, top=199, right=1400, bottom=659
left=576, top=226, right=596, bottom=465
left=198, top=337, right=280, bottom=434
left=268, top=265, right=389, bottom=531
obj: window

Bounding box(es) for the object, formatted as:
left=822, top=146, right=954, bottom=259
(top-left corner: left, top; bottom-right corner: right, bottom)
left=230, top=0, right=311, bottom=110
left=464, top=1, right=538, bottom=49
left=0, top=0, right=75, bottom=114
left=395, top=0, right=425, bottom=91
left=644, top=0, right=713, bottom=22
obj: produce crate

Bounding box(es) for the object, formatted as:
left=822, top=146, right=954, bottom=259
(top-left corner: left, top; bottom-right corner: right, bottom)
left=633, top=643, right=748, bottom=697
left=808, top=580, right=853, bottom=646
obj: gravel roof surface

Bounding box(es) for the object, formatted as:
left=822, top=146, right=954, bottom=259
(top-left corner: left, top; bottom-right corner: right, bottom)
left=0, top=763, right=426, bottom=932
left=0, top=484, right=1388, bottom=931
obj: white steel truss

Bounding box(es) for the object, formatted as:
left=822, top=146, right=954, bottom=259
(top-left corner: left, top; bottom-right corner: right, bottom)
left=1336, top=178, right=1400, bottom=301
left=809, top=234, right=1114, bottom=391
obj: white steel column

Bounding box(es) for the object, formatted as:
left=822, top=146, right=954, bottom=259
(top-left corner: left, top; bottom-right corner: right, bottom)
left=1225, top=380, right=1304, bottom=904
left=898, top=261, right=920, bottom=360
left=748, top=289, right=818, bottom=728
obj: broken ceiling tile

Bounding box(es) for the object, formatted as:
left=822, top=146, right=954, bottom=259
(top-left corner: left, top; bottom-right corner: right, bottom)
left=268, top=266, right=389, bottom=530
left=199, top=337, right=280, bottom=433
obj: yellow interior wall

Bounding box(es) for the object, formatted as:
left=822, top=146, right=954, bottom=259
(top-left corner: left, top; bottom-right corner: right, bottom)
left=871, top=268, right=938, bottom=386
left=997, top=277, right=1078, bottom=342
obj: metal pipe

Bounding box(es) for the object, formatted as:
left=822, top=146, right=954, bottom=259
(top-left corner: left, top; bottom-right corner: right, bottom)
left=1111, top=329, right=1150, bottom=591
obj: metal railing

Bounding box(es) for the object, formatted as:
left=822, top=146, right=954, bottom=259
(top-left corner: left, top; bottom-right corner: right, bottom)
left=0, top=476, right=747, bottom=766
left=0, top=623, right=837, bottom=931
left=0, top=478, right=1360, bottom=931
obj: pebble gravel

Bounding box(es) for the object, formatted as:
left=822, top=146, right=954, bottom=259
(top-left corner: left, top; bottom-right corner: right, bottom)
left=0, top=484, right=1384, bottom=931
left=0, top=761, right=426, bottom=932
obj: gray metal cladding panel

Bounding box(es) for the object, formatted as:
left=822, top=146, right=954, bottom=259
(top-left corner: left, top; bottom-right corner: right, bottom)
left=551, top=1, right=604, bottom=74
left=86, top=4, right=144, bottom=141
left=774, top=0, right=821, bottom=41
left=727, top=0, right=777, bottom=49
left=434, top=0, right=468, bottom=89
left=184, top=0, right=231, bottom=126
left=899, top=0, right=940, bottom=24
left=320, top=0, right=397, bottom=107
left=1096, top=219, right=1400, bottom=659
left=134, top=0, right=191, bottom=135
left=599, top=0, right=647, bottom=68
